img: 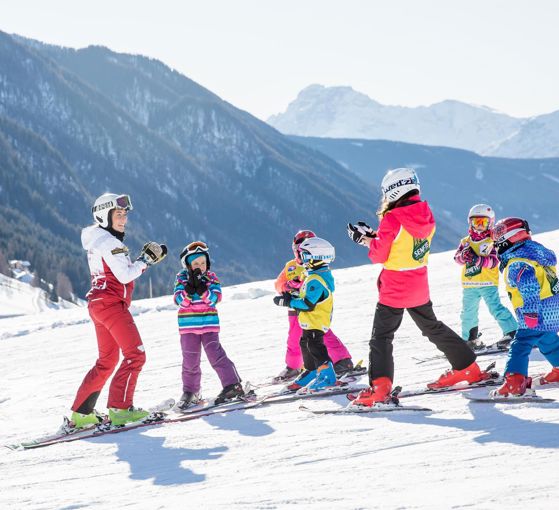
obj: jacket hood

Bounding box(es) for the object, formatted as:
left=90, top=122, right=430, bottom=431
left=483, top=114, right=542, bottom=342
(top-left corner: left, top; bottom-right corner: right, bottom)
left=388, top=196, right=435, bottom=239
left=500, top=240, right=557, bottom=268
left=81, top=225, right=109, bottom=251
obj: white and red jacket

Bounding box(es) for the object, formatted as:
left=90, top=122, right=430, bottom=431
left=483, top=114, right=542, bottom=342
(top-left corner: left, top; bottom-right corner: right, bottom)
left=81, top=225, right=147, bottom=307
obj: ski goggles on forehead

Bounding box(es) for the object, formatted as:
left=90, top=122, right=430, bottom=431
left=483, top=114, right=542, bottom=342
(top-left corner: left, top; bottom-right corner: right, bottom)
left=470, top=216, right=490, bottom=230
left=186, top=241, right=208, bottom=253
left=115, top=194, right=133, bottom=211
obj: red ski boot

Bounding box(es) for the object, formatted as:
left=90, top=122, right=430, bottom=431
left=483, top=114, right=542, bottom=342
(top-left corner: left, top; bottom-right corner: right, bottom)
left=537, top=367, right=559, bottom=386
left=352, top=377, right=392, bottom=407
left=493, top=373, right=531, bottom=397
left=427, top=361, right=484, bottom=390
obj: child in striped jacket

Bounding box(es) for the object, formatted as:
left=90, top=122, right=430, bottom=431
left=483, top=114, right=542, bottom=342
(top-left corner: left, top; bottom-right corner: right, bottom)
left=173, top=241, right=243, bottom=410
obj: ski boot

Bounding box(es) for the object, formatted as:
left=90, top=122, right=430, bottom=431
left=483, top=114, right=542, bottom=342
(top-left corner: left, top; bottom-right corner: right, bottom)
left=176, top=391, right=203, bottom=411
left=272, top=366, right=302, bottom=384
left=496, top=330, right=516, bottom=350
left=352, top=377, right=392, bottom=407
left=214, top=383, right=245, bottom=405
left=537, top=367, right=559, bottom=386
left=287, top=369, right=317, bottom=391
left=492, top=372, right=531, bottom=397
left=109, top=406, right=150, bottom=426
left=427, top=361, right=484, bottom=389
left=466, top=327, right=485, bottom=351
left=333, top=358, right=354, bottom=376
left=306, top=362, right=337, bottom=392
left=70, top=409, right=104, bottom=429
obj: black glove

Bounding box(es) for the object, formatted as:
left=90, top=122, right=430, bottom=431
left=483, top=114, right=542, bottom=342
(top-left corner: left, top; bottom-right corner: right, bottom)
left=137, top=242, right=168, bottom=266
left=347, top=222, right=376, bottom=246
left=191, top=267, right=208, bottom=295
left=183, top=279, right=197, bottom=296
left=273, top=292, right=292, bottom=307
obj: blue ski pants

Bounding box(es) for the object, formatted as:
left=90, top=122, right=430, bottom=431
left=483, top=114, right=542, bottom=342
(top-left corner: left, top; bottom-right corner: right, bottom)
left=461, top=286, right=517, bottom=340
left=505, top=329, right=559, bottom=375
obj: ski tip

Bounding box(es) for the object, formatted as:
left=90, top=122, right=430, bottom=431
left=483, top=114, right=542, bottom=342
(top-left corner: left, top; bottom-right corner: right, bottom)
left=5, top=443, right=24, bottom=451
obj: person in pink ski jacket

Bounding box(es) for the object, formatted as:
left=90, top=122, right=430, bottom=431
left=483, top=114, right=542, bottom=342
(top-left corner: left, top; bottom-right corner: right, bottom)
left=347, top=168, right=485, bottom=407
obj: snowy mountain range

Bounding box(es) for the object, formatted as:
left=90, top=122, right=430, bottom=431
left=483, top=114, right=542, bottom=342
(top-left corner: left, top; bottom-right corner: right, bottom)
left=2, top=231, right=559, bottom=508
left=268, top=84, right=559, bottom=158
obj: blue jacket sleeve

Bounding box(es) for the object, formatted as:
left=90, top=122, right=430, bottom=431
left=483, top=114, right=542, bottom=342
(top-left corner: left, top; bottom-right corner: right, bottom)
left=173, top=270, right=191, bottom=306
left=507, top=261, right=541, bottom=314
left=203, top=279, right=222, bottom=306
left=290, top=279, right=329, bottom=311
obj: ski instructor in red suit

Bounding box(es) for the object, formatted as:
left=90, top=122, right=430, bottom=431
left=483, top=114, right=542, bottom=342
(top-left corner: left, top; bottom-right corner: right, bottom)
left=69, top=193, right=167, bottom=429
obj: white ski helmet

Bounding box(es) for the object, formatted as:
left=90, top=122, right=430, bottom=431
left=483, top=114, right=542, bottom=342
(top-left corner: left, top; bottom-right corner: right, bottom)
left=468, top=203, right=495, bottom=232
left=381, top=167, right=420, bottom=203
left=92, top=193, right=133, bottom=228
left=298, top=237, right=335, bottom=266
left=468, top=204, right=495, bottom=222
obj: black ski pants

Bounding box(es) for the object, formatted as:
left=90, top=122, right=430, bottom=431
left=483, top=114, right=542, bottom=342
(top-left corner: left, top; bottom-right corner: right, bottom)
left=368, top=301, right=476, bottom=382
left=300, top=329, right=332, bottom=371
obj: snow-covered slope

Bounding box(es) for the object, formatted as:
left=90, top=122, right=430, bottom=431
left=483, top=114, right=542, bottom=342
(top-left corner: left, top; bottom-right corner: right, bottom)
left=269, top=84, right=559, bottom=158
left=0, top=274, right=78, bottom=319
left=2, top=232, right=559, bottom=509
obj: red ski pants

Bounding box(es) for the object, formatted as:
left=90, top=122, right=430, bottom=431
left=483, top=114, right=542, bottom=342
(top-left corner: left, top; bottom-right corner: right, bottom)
left=72, top=301, right=146, bottom=413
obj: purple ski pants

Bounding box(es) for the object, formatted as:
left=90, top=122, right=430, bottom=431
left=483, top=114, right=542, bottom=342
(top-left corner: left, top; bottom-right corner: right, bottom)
left=180, top=331, right=240, bottom=393
left=285, top=314, right=351, bottom=369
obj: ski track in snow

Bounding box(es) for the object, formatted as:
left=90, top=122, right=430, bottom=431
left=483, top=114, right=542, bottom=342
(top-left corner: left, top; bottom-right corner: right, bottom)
left=2, top=232, right=559, bottom=509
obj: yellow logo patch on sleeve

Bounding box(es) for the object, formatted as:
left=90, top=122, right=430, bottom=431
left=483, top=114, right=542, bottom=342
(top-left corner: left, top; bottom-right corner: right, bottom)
left=111, top=247, right=129, bottom=256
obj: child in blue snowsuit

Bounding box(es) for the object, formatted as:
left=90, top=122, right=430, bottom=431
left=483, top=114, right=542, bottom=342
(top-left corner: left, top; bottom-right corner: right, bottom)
left=492, top=217, right=559, bottom=396
left=455, top=204, right=517, bottom=348
left=272, top=237, right=337, bottom=392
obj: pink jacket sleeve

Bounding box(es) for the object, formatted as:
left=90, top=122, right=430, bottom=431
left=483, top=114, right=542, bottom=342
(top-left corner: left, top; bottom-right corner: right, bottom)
left=480, top=247, right=499, bottom=269
left=367, top=214, right=399, bottom=265
left=454, top=240, right=468, bottom=265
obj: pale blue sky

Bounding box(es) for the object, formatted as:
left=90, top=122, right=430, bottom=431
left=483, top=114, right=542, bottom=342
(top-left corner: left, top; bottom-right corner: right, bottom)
left=1, top=0, right=557, bottom=120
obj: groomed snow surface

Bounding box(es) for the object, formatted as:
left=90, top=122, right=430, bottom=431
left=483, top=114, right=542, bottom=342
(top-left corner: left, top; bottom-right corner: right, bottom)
left=2, top=233, right=559, bottom=509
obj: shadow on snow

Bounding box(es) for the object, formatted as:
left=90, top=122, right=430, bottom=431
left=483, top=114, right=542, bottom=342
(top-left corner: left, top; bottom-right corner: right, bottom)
left=87, top=409, right=275, bottom=485
left=91, top=431, right=227, bottom=485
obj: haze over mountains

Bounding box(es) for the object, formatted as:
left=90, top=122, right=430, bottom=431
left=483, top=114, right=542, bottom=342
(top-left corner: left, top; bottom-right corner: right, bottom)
left=268, top=85, right=559, bottom=158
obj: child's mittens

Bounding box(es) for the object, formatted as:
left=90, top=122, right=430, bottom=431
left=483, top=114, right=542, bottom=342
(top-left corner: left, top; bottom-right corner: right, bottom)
left=462, top=247, right=478, bottom=264
left=286, top=277, right=303, bottom=291
left=523, top=312, right=539, bottom=329
left=273, top=293, right=292, bottom=307
left=191, top=268, right=208, bottom=295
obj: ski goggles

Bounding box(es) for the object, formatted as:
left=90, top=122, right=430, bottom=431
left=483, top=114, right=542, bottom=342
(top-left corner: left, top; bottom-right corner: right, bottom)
left=185, top=241, right=209, bottom=254
left=469, top=216, right=490, bottom=231
left=115, top=194, right=133, bottom=211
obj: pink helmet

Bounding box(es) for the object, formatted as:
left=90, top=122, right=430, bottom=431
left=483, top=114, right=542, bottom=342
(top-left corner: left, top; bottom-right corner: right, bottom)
left=292, top=230, right=316, bottom=264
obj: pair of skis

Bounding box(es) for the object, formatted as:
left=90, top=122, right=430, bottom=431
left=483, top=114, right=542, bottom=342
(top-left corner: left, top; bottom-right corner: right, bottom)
left=6, top=393, right=269, bottom=451
left=6, top=378, right=368, bottom=450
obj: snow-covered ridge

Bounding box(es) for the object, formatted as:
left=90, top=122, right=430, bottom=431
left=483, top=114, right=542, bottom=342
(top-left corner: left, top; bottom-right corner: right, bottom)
left=268, top=84, right=559, bottom=158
